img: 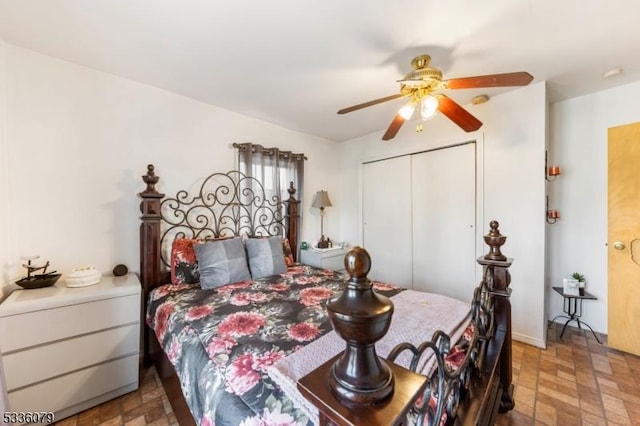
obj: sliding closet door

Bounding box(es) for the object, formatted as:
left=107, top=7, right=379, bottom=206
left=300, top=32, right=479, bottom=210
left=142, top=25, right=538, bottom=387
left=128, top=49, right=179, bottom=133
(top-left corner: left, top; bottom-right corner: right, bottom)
left=411, top=143, right=476, bottom=301
left=362, top=156, right=413, bottom=287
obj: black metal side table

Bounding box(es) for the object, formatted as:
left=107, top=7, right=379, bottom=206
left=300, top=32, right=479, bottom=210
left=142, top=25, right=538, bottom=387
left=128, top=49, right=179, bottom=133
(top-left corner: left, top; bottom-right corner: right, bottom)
left=550, top=286, right=602, bottom=343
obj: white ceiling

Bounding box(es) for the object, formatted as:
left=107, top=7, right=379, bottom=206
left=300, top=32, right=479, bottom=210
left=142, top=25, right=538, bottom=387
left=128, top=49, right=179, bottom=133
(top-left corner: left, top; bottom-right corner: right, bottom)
left=1, top=0, right=640, bottom=142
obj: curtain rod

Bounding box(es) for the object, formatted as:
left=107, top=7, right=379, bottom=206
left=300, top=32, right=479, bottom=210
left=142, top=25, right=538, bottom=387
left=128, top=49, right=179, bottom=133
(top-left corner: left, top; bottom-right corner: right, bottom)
left=233, top=142, right=307, bottom=161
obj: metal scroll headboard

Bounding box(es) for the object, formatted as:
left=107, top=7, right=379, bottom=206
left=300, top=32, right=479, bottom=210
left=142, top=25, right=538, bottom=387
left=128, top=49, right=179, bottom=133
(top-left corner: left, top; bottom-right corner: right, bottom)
left=159, top=170, right=287, bottom=268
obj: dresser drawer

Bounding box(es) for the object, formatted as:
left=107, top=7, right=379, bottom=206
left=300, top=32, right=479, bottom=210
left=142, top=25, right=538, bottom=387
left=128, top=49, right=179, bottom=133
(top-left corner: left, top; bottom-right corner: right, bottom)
left=0, top=274, right=141, bottom=420
left=8, top=354, right=138, bottom=414
left=0, top=293, right=140, bottom=352
left=3, top=323, right=139, bottom=391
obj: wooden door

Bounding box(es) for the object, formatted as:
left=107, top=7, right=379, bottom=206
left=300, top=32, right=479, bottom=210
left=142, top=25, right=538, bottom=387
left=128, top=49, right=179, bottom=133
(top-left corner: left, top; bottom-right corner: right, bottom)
left=411, top=144, right=476, bottom=302
left=608, top=122, right=640, bottom=355
left=362, top=156, right=413, bottom=287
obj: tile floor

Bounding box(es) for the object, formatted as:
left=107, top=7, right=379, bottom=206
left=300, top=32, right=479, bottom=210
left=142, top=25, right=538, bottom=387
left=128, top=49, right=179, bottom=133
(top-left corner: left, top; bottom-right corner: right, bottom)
left=55, top=366, right=178, bottom=426
left=58, top=323, right=639, bottom=425
left=496, top=323, right=640, bottom=425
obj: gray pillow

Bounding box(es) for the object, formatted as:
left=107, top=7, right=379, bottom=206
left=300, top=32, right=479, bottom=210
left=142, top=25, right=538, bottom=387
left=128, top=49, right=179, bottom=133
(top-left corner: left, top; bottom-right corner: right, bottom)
left=245, top=236, right=287, bottom=279
left=194, top=238, right=251, bottom=289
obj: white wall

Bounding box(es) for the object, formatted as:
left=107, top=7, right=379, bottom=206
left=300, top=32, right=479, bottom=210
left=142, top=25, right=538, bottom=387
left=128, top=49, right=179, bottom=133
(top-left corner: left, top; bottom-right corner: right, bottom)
left=0, top=44, right=341, bottom=292
left=547, top=81, right=640, bottom=334
left=339, top=82, right=548, bottom=347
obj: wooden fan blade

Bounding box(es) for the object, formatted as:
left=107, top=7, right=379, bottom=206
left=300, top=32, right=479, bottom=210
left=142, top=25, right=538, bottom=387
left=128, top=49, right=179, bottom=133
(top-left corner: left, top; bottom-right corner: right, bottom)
left=338, top=93, right=409, bottom=114
left=446, top=72, right=533, bottom=89
left=436, top=94, right=483, bottom=132
left=382, top=114, right=406, bottom=140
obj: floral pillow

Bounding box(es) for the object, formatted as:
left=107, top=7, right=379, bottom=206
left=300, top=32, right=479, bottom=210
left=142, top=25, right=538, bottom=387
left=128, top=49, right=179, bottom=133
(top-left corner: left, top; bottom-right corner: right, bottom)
left=282, top=238, right=294, bottom=266
left=171, top=238, right=201, bottom=285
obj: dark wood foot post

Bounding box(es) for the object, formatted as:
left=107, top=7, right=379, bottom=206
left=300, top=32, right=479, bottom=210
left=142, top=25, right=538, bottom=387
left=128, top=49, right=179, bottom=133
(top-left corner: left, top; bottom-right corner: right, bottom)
left=478, top=221, right=515, bottom=413
left=326, top=247, right=395, bottom=404
left=491, top=264, right=515, bottom=413
left=139, top=165, right=165, bottom=366
left=285, top=181, right=300, bottom=262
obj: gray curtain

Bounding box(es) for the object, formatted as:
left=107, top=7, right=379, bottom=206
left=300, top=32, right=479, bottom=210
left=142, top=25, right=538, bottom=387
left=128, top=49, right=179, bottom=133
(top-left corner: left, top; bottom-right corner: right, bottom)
left=234, top=143, right=305, bottom=244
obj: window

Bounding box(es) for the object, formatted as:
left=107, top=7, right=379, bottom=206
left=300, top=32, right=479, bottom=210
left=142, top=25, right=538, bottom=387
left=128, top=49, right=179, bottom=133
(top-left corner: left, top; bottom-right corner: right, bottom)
left=234, top=142, right=306, bottom=242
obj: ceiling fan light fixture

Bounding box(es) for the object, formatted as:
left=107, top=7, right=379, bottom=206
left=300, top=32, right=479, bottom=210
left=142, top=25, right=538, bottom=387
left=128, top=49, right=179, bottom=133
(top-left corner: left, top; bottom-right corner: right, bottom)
left=398, top=68, right=444, bottom=89
left=420, top=95, right=439, bottom=120
left=398, top=100, right=416, bottom=120
left=338, top=53, right=533, bottom=141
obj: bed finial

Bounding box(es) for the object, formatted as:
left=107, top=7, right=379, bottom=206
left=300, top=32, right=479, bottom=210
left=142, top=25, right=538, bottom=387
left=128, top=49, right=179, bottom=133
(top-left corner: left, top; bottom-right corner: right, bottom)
left=343, top=245, right=371, bottom=281
left=287, top=181, right=296, bottom=198
left=326, top=246, right=395, bottom=404
left=483, top=220, right=507, bottom=261
left=142, top=164, right=160, bottom=194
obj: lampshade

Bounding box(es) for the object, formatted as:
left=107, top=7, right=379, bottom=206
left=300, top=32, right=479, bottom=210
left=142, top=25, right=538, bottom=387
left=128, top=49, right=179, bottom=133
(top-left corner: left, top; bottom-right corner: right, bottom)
left=312, top=190, right=332, bottom=209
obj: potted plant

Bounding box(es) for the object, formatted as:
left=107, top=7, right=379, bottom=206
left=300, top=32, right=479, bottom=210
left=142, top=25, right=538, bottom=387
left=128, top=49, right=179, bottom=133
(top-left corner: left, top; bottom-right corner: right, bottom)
left=571, top=272, right=586, bottom=295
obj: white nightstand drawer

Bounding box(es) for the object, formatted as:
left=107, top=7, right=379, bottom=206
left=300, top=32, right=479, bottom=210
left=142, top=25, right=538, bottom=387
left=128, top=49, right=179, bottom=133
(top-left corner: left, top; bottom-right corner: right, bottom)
left=0, top=293, right=140, bottom=352
left=3, top=323, right=139, bottom=391
left=300, top=248, right=348, bottom=271
left=319, top=255, right=345, bottom=271
left=8, top=354, right=138, bottom=414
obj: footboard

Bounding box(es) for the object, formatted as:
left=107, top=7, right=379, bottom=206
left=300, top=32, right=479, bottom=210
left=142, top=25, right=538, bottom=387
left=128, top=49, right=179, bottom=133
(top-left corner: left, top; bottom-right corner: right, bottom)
left=388, top=221, right=514, bottom=425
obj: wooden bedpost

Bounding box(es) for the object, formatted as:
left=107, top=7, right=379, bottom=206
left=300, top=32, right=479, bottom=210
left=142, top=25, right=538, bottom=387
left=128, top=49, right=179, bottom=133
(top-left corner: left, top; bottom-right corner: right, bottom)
left=285, top=181, right=300, bottom=262
left=478, top=220, right=515, bottom=413
left=326, top=246, right=395, bottom=404
left=139, top=164, right=165, bottom=365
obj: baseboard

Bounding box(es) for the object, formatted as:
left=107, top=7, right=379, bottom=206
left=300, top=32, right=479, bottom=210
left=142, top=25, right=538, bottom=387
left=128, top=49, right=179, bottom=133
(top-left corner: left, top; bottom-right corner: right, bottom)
left=512, top=331, right=546, bottom=349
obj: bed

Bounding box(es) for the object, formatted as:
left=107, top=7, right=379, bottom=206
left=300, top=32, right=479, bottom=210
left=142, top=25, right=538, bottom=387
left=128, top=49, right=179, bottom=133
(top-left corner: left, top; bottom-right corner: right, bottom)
left=138, top=164, right=515, bottom=425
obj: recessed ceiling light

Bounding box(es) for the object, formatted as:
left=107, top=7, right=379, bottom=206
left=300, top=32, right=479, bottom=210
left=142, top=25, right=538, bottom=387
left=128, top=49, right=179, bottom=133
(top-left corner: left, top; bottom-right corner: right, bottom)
left=603, top=68, right=623, bottom=79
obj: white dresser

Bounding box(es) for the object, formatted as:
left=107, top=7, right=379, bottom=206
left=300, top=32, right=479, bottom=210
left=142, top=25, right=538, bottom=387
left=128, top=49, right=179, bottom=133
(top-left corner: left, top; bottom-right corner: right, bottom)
left=300, top=247, right=348, bottom=272
left=0, top=274, right=141, bottom=422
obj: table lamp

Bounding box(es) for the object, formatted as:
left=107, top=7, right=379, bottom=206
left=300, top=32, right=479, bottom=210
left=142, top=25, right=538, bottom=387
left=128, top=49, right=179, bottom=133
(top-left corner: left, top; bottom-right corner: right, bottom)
left=312, top=190, right=332, bottom=248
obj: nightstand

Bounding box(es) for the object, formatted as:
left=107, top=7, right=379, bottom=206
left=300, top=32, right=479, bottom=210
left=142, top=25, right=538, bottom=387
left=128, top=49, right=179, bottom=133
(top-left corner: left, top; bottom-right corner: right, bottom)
left=300, top=247, right=348, bottom=271
left=0, top=274, right=141, bottom=422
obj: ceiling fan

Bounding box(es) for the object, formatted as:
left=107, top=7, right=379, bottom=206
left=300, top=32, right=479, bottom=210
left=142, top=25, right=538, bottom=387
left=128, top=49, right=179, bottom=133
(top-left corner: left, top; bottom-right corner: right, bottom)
left=337, top=55, right=533, bottom=140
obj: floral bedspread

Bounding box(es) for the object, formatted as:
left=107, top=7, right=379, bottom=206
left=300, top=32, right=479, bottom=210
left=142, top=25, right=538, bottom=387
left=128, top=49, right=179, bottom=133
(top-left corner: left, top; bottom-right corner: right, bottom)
left=147, top=265, right=404, bottom=425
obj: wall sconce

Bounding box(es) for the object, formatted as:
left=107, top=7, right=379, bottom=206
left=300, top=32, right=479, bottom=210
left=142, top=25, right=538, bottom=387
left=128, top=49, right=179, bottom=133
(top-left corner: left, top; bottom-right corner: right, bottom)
left=312, top=190, right=332, bottom=248
left=545, top=150, right=561, bottom=223
left=547, top=165, right=561, bottom=181
left=545, top=151, right=561, bottom=181
left=546, top=195, right=560, bottom=224
left=547, top=210, right=560, bottom=224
